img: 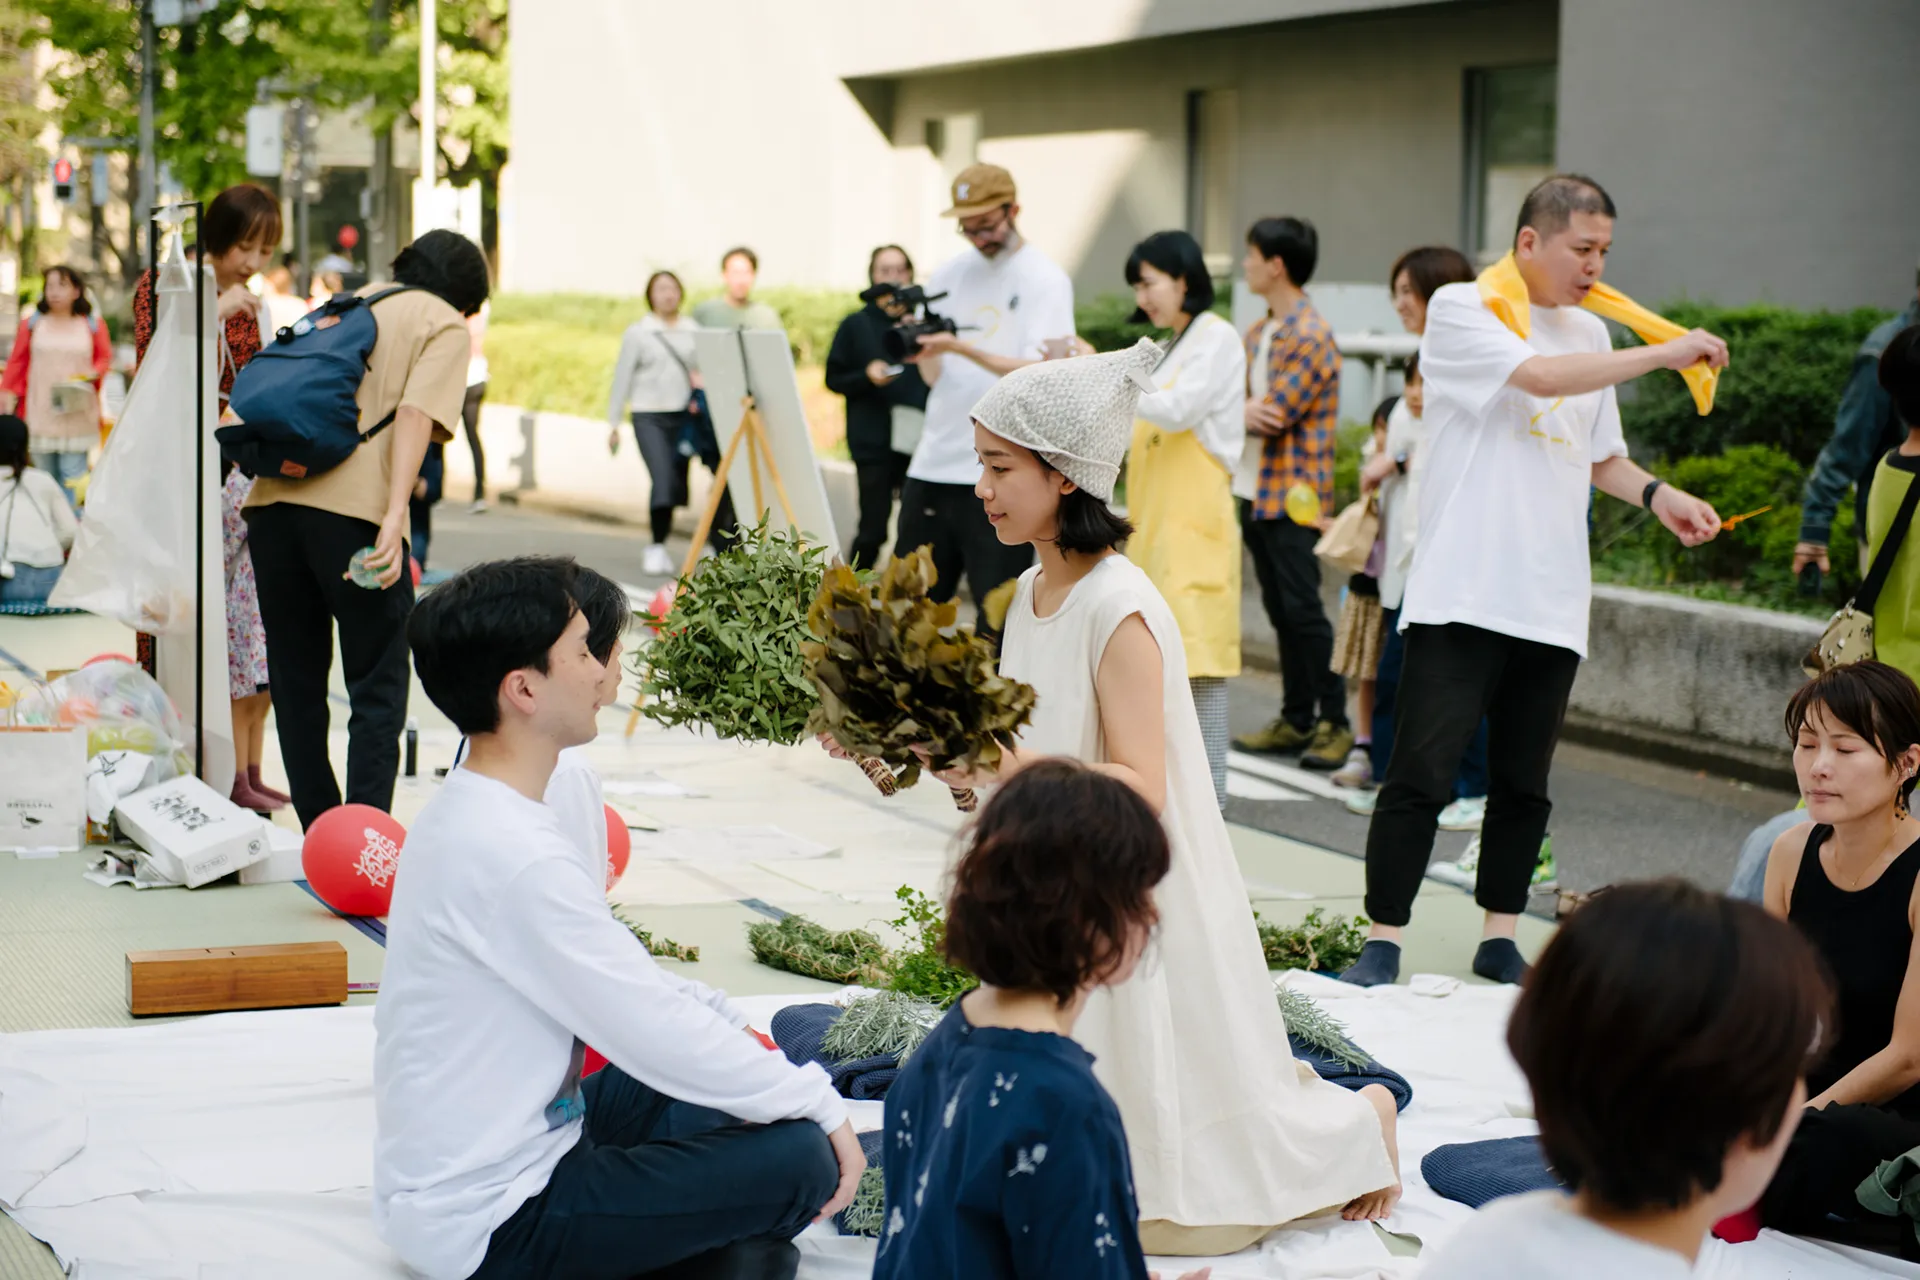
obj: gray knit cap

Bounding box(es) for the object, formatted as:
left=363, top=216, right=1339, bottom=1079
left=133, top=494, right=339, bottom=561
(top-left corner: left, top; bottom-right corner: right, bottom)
left=969, top=337, right=1163, bottom=503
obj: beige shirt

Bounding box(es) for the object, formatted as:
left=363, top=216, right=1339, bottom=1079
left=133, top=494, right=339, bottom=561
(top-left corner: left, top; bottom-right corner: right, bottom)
left=247, top=285, right=468, bottom=528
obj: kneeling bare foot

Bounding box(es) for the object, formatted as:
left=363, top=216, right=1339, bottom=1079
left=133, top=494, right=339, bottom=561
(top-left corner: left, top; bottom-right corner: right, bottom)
left=1343, top=1083, right=1403, bottom=1221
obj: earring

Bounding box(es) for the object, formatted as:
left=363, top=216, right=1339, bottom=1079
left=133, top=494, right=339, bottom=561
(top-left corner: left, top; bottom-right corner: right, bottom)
left=1900, top=785, right=1912, bottom=821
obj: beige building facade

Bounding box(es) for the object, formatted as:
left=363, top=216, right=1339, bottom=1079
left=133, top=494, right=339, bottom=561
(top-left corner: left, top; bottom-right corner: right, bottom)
left=506, top=0, right=1920, bottom=313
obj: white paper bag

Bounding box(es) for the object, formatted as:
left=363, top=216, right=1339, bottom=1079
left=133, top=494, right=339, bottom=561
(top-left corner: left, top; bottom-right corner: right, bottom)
left=0, top=726, right=88, bottom=851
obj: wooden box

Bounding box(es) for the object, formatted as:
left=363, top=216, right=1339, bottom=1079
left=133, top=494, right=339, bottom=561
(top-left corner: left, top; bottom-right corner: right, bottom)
left=127, top=941, right=349, bottom=1016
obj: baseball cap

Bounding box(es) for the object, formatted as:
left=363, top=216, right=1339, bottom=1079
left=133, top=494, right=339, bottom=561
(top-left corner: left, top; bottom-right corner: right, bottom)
left=941, top=164, right=1017, bottom=219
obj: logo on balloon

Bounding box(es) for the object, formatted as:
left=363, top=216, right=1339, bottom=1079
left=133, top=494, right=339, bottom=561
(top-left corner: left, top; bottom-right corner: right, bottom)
left=354, top=827, right=402, bottom=888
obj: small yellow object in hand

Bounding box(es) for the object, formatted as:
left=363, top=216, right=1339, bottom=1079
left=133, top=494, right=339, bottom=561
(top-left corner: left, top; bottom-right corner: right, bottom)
left=1720, top=504, right=1773, bottom=530
left=1284, top=483, right=1321, bottom=527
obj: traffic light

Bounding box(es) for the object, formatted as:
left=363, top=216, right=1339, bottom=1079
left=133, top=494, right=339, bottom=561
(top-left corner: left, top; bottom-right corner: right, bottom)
left=51, top=157, right=74, bottom=204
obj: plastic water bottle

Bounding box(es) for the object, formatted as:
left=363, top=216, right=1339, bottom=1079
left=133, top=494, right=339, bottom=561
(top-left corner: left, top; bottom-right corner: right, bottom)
left=346, top=547, right=384, bottom=589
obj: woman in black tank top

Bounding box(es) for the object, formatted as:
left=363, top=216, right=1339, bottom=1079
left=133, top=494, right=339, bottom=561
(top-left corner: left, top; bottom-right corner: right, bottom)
left=1759, top=661, right=1920, bottom=1247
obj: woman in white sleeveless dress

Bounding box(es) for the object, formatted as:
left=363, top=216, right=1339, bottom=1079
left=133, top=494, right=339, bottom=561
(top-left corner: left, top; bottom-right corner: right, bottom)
left=931, top=340, right=1400, bottom=1255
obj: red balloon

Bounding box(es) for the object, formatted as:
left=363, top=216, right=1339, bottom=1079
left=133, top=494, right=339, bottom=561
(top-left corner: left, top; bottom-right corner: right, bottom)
left=336, top=224, right=360, bottom=250
left=303, top=804, right=406, bottom=917
left=643, top=584, right=676, bottom=633
left=409, top=557, right=423, bottom=587
left=604, top=804, right=631, bottom=891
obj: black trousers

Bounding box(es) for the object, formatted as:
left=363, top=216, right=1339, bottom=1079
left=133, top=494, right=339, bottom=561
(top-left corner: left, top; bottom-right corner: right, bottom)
left=1362, top=623, right=1579, bottom=925
left=472, top=1065, right=837, bottom=1280
left=894, top=478, right=1033, bottom=632
left=849, top=451, right=911, bottom=570
left=245, top=503, right=414, bottom=831
left=1764, top=1103, right=1920, bottom=1256
left=1240, top=505, right=1346, bottom=730
left=633, top=412, right=737, bottom=549
left=462, top=381, right=487, bottom=500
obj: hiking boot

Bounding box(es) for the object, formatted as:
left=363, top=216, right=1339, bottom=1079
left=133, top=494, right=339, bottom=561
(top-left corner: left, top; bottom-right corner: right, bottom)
left=1330, top=747, right=1372, bottom=789
left=1438, top=795, right=1486, bottom=832
left=1300, top=721, right=1355, bottom=771
left=1233, top=718, right=1314, bottom=755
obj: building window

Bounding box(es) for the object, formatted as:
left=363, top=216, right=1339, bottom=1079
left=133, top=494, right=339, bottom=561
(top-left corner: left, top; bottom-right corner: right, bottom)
left=1462, top=64, right=1556, bottom=264
left=1185, top=88, right=1239, bottom=273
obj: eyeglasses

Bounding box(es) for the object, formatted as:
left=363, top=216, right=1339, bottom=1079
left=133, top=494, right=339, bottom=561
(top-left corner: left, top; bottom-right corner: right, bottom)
left=957, top=206, right=1012, bottom=241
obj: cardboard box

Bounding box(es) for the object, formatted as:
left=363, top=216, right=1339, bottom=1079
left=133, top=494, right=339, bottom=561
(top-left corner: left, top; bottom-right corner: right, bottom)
left=239, top=823, right=307, bottom=885
left=114, top=775, right=269, bottom=888
left=127, top=941, right=348, bottom=1015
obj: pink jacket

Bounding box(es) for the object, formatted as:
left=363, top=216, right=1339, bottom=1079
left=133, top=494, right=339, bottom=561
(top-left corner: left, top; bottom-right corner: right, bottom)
left=0, top=310, right=113, bottom=403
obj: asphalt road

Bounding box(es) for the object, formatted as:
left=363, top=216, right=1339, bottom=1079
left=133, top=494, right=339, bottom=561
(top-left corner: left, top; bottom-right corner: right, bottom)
left=429, top=501, right=1800, bottom=904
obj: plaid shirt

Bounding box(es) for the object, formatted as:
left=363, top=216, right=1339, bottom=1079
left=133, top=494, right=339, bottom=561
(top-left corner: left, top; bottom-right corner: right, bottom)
left=1243, top=299, right=1341, bottom=521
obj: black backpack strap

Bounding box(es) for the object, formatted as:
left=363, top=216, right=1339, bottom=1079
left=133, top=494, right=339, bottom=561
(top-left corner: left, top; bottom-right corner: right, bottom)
left=1854, top=452, right=1920, bottom=613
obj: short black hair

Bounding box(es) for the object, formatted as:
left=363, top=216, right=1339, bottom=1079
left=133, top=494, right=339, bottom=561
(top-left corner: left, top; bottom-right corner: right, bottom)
left=203, top=183, right=283, bottom=257
left=1880, top=324, right=1920, bottom=429
left=1786, top=659, right=1920, bottom=811
left=643, top=269, right=685, bottom=312
left=37, top=265, right=90, bottom=317
left=409, top=556, right=582, bottom=735
left=1246, top=217, right=1319, bottom=287
left=1388, top=245, right=1475, bottom=303
left=573, top=565, right=632, bottom=666
left=0, top=413, right=28, bottom=479
left=1510, top=879, right=1832, bottom=1214
left=392, top=229, right=491, bottom=317
left=1403, top=351, right=1421, bottom=383
left=1515, top=174, right=1617, bottom=246
left=867, top=244, right=913, bottom=282
left=1371, top=395, right=1399, bottom=428
left=721, top=246, right=758, bottom=273
left=1124, top=230, right=1215, bottom=323
left=945, top=758, right=1169, bottom=1006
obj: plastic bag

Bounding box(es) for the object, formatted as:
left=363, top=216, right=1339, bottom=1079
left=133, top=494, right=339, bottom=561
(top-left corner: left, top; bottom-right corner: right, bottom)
left=50, top=238, right=207, bottom=633
left=8, top=660, right=191, bottom=785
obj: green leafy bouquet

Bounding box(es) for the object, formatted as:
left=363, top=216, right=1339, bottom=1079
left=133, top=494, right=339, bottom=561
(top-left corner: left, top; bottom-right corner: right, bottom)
left=634, top=521, right=827, bottom=744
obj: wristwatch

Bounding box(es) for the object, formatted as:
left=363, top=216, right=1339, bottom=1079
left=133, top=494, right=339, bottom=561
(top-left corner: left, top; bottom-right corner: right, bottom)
left=1393, top=451, right=1410, bottom=476
left=1642, top=479, right=1665, bottom=510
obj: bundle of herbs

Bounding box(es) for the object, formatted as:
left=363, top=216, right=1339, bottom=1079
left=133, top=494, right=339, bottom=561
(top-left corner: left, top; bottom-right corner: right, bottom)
left=745, top=885, right=977, bottom=1008
left=805, top=547, right=1036, bottom=791
left=1256, top=907, right=1369, bottom=974
left=633, top=521, right=827, bottom=745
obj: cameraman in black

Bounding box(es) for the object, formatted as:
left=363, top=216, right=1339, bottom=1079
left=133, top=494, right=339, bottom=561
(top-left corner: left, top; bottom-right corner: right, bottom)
left=825, top=246, right=929, bottom=569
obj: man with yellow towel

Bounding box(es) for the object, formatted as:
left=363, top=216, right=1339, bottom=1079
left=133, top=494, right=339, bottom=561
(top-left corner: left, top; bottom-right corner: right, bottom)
left=1342, top=174, right=1730, bottom=989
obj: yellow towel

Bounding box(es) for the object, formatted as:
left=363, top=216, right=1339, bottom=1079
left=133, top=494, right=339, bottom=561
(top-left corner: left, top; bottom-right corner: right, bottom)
left=1477, top=252, right=1717, bottom=416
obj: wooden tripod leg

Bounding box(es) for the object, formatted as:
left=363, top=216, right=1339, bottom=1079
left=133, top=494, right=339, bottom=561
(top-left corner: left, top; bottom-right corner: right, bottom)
left=745, top=408, right=767, bottom=521
left=681, top=402, right=753, bottom=578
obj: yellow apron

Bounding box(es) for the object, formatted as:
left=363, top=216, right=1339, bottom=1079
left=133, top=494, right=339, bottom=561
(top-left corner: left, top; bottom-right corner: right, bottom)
left=1126, top=419, right=1241, bottom=678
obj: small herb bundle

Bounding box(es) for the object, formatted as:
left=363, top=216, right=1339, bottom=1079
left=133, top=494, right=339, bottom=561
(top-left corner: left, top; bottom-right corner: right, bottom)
left=886, top=886, right=976, bottom=1007
left=614, top=908, right=701, bottom=962
left=820, top=990, right=943, bottom=1063
left=840, top=1165, right=888, bottom=1237
left=1276, top=987, right=1370, bottom=1071
left=746, top=915, right=895, bottom=987
left=634, top=520, right=828, bottom=745
left=804, top=547, right=1036, bottom=790
left=1256, top=907, right=1369, bottom=974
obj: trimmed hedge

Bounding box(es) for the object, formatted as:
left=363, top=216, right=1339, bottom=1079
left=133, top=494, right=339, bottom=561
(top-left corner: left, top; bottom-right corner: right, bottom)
left=1617, top=303, right=1891, bottom=467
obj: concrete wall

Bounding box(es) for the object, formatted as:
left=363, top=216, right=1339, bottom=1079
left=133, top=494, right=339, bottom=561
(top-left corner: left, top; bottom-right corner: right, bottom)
left=1557, top=0, right=1920, bottom=312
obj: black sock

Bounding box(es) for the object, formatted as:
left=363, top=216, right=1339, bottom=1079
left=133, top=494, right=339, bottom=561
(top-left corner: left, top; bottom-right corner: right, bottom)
left=1472, top=937, right=1529, bottom=986
left=1339, top=939, right=1401, bottom=987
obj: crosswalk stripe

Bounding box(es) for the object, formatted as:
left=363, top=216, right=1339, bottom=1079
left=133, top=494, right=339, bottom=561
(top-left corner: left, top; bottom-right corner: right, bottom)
left=1225, top=751, right=1351, bottom=801
left=1225, top=771, right=1307, bottom=802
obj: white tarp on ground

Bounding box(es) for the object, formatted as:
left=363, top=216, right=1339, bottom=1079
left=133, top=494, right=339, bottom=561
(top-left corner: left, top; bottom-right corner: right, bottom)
left=0, top=984, right=1911, bottom=1279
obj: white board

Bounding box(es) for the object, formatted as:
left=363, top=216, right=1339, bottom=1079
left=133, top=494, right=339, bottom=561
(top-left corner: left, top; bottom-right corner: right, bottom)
left=692, top=328, right=838, bottom=551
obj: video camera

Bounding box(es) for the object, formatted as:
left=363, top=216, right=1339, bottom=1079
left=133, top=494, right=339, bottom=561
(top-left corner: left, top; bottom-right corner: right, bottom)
left=863, top=283, right=962, bottom=362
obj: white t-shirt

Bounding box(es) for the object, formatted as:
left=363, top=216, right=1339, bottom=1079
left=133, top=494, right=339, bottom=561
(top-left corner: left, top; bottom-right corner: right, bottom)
left=908, top=242, right=1075, bottom=486
left=372, top=767, right=846, bottom=1280
left=545, top=745, right=610, bottom=888
left=1133, top=311, right=1247, bottom=474
left=1377, top=396, right=1425, bottom=611
left=1231, top=319, right=1278, bottom=501
left=0, top=468, right=78, bottom=568
left=1419, top=1192, right=1698, bottom=1280
left=1398, top=282, right=1627, bottom=657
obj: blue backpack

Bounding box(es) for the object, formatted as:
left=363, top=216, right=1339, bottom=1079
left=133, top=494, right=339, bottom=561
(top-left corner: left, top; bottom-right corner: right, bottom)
left=221, top=286, right=418, bottom=480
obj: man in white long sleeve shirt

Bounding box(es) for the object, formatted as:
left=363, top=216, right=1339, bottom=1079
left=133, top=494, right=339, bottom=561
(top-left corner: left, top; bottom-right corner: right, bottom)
left=378, top=556, right=860, bottom=1280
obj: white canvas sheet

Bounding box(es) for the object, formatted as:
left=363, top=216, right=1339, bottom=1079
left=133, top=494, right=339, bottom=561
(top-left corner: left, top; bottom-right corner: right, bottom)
left=2, top=985, right=1910, bottom=1278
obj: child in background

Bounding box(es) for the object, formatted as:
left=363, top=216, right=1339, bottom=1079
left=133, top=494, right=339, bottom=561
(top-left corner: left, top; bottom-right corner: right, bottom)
left=1329, top=394, right=1397, bottom=790
left=1419, top=880, right=1832, bottom=1279
left=873, top=759, right=1208, bottom=1280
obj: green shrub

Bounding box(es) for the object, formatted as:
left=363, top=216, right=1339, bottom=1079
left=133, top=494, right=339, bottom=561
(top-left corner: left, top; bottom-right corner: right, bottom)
left=1617, top=303, right=1891, bottom=467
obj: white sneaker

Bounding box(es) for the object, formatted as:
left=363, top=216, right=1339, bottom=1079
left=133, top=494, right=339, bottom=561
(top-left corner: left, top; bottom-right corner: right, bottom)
left=1438, top=795, right=1487, bottom=832
left=1428, top=834, right=1481, bottom=889
left=698, top=544, right=716, bottom=561
left=642, top=543, right=675, bottom=576
left=1344, top=788, right=1379, bottom=817
left=469, top=498, right=489, bottom=514
left=1330, top=747, right=1372, bottom=789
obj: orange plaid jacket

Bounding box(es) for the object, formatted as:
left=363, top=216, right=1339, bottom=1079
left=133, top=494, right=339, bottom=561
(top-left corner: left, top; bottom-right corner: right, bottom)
left=1242, top=300, right=1341, bottom=522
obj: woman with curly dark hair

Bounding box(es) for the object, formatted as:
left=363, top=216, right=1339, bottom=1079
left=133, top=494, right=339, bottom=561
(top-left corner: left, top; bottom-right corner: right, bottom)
left=874, top=759, right=1206, bottom=1280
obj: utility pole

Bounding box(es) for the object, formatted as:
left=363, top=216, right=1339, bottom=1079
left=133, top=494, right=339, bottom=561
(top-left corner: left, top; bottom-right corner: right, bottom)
left=417, top=0, right=435, bottom=232
left=137, top=0, right=155, bottom=228
left=366, top=0, right=392, bottom=280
